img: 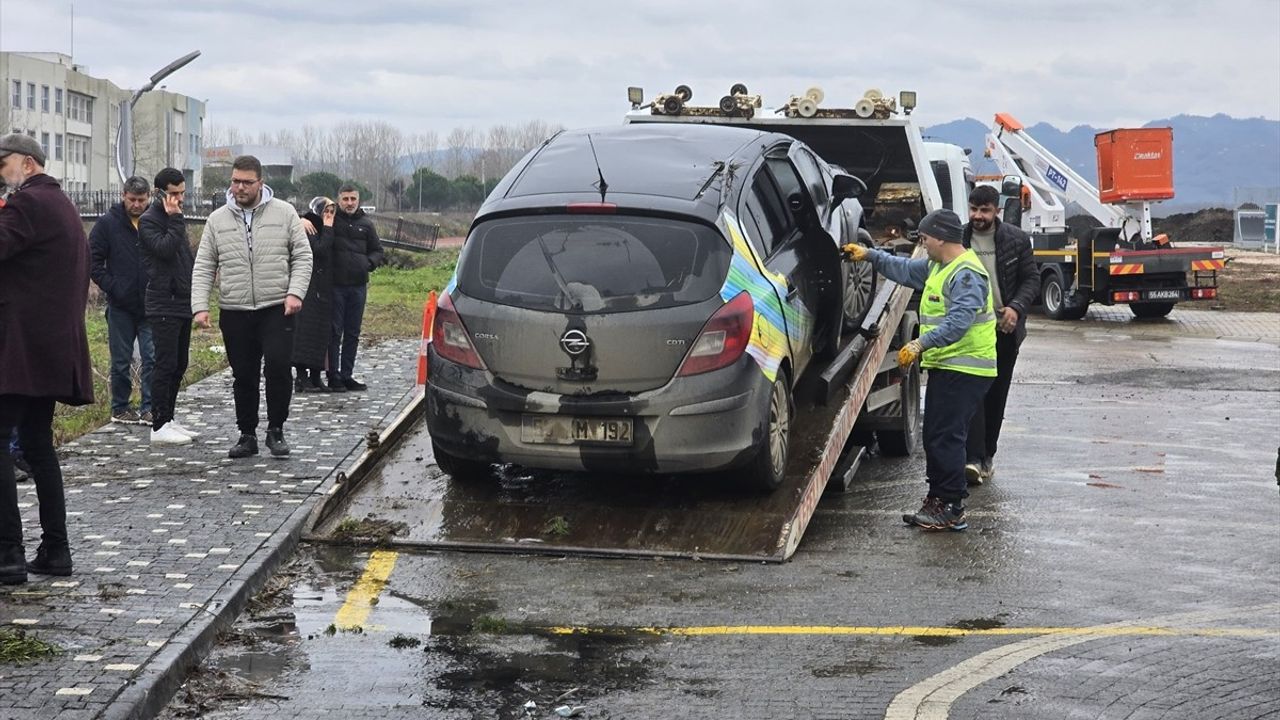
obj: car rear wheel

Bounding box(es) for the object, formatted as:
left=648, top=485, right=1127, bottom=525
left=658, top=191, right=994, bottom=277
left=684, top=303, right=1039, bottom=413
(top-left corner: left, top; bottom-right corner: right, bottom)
left=843, top=229, right=878, bottom=331
left=744, top=376, right=791, bottom=492
left=432, top=441, right=492, bottom=482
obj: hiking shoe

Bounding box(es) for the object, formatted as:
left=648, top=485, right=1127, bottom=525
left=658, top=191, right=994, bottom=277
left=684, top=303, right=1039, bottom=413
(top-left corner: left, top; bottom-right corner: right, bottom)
left=14, top=456, right=31, bottom=483
left=264, top=427, right=290, bottom=458
left=111, top=409, right=140, bottom=424
left=26, top=543, right=72, bottom=576
left=151, top=423, right=192, bottom=446
left=903, top=497, right=968, bottom=531
left=294, top=377, right=308, bottom=394
left=980, top=458, right=995, bottom=482
left=0, top=544, right=26, bottom=585
left=168, top=421, right=200, bottom=439
left=137, top=411, right=154, bottom=426
left=327, top=375, right=348, bottom=393
left=342, top=378, right=368, bottom=392
left=229, top=433, right=259, bottom=459
left=965, top=462, right=984, bottom=486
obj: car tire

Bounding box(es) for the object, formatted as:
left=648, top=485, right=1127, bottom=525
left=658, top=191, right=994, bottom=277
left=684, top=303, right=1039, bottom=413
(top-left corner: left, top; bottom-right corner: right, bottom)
left=744, top=376, right=792, bottom=492
left=1129, top=302, right=1174, bottom=319
left=432, top=441, right=492, bottom=482
left=843, top=228, right=878, bottom=331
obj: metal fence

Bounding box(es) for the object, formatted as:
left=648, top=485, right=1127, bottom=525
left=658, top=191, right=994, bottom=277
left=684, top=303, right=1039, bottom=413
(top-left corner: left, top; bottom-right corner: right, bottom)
left=368, top=213, right=441, bottom=252
left=68, top=190, right=208, bottom=220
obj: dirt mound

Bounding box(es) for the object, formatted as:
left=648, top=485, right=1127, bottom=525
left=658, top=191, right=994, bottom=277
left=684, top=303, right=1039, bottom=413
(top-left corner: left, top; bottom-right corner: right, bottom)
left=1153, top=207, right=1234, bottom=245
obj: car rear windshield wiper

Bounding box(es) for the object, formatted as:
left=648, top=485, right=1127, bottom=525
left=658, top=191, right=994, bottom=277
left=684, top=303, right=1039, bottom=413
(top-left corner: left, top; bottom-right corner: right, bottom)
left=536, top=233, right=582, bottom=311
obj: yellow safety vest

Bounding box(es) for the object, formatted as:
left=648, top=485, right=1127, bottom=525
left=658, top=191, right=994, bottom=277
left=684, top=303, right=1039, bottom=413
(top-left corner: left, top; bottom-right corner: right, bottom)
left=918, top=249, right=997, bottom=377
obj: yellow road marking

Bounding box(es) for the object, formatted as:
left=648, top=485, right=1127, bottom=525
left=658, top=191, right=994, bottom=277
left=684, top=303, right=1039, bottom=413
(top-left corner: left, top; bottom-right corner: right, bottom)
left=547, top=624, right=1275, bottom=639
left=333, top=549, right=398, bottom=630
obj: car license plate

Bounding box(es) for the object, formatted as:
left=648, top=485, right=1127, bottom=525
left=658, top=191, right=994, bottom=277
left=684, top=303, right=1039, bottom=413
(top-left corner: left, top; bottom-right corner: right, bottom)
left=1145, top=289, right=1181, bottom=300
left=521, top=415, right=633, bottom=446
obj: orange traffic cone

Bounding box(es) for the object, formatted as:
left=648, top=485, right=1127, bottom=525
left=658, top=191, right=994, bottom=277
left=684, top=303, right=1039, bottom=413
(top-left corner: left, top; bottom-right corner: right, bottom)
left=417, top=291, right=438, bottom=389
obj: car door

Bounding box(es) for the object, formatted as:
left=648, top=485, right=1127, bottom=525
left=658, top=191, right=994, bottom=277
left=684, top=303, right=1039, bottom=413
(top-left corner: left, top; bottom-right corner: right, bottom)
left=787, top=143, right=843, bottom=245
left=746, top=155, right=818, bottom=379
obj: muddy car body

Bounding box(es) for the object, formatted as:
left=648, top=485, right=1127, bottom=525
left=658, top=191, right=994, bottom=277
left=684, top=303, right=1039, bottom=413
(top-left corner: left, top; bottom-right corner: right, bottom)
left=426, top=123, right=874, bottom=489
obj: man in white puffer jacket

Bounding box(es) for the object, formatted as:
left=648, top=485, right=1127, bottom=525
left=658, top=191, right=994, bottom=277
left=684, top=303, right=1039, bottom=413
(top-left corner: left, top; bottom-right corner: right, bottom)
left=192, top=155, right=312, bottom=459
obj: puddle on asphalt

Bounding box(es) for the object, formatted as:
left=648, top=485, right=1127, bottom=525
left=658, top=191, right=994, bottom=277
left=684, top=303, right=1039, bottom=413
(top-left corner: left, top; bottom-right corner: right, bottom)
left=911, top=634, right=961, bottom=647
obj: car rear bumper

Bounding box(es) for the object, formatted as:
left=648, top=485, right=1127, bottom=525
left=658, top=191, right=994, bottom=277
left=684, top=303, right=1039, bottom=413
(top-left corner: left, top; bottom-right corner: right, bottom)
left=425, top=347, right=773, bottom=475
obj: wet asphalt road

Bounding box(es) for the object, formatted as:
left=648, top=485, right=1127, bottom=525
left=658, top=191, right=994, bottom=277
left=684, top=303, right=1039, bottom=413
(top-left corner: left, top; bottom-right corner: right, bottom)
left=160, top=312, right=1280, bottom=720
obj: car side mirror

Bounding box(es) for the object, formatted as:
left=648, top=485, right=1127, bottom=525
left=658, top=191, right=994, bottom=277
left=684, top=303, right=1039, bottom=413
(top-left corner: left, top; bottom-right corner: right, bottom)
left=1000, top=175, right=1022, bottom=198
left=831, top=173, right=866, bottom=206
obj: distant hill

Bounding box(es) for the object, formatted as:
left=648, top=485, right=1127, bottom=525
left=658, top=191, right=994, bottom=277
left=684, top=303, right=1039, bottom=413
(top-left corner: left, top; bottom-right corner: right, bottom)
left=923, top=114, right=1280, bottom=212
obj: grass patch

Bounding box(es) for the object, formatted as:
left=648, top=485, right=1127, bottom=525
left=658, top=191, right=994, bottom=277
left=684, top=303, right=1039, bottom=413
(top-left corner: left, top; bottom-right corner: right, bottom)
left=388, top=634, right=422, bottom=649
left=53, top=248, right=459, bottom=445
left=472, top=615, right=509, bottom=634
left=543, top=515, right=571, bottom=537
left=0, top=629, right=60, bottom=664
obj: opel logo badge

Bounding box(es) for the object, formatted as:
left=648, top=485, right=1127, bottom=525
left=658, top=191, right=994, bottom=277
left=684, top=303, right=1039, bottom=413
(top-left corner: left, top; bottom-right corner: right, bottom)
left=560, top=329, right=590, bottom=357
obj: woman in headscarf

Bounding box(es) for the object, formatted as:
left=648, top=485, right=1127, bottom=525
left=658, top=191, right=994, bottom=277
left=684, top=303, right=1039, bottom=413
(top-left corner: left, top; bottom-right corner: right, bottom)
left=293, top=197, right=336, bottom=391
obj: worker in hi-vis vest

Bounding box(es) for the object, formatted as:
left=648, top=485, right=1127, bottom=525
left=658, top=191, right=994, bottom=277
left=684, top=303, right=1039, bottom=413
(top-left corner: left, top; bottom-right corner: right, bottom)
left=843, top=209, right=996, bottom=531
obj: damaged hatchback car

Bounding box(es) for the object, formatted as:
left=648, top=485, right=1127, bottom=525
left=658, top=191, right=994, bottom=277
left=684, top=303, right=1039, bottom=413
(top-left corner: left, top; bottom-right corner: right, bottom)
left=426, top=123, right=875, bottom=490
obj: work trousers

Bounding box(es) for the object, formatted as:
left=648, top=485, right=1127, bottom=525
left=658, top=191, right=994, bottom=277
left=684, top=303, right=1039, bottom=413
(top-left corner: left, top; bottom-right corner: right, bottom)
left=149, top=316, right=192, bottom=430
left=220, top=307, right=295, bottom=435
left=0, top=396, right=66, bottom=549
left=923, top=369, right=993, bottom=503
left=329, top=284, right=368, bottom=380
left=967, top=332, right=1021, bottom=463
left=106, top=306, right=154, bottom=415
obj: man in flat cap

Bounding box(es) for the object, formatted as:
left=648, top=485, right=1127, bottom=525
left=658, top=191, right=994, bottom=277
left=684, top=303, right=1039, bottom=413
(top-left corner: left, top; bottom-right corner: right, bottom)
left=0, top=133, right=94, bottom=583
left=843, top=209, right=996, bottom=531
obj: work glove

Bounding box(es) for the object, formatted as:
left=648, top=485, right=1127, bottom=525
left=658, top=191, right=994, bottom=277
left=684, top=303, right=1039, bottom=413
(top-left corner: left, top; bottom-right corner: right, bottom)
left=841, top=243, right=869, bottom=262
left=897, top=339, right=923, bottom=369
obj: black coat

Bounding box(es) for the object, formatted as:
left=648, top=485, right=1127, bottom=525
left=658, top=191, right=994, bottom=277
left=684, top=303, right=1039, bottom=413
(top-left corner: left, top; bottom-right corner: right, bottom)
left=89, top=203, right=149, bottom=316
left=331, top=208, right=385, bottom=287
left=138, top=199, right=195, bottom=318
left=0, top=174, right=93, bottom=405
left=291, top=212, right=335, bottom=367
left=963, top=218, right=1040, bottom=345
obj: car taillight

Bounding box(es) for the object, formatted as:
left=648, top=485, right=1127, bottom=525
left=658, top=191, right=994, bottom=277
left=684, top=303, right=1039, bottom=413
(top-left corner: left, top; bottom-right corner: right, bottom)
left=431, top=292, right=486, bottom=369
left=677, top=292, right=755, bottom=377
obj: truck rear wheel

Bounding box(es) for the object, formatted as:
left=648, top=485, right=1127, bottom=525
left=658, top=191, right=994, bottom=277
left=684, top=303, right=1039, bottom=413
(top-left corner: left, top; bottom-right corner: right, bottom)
left=1042, top=268, right=1088, bottom=320
left=1130, top=302, right=1174, bottom=319
left=876, top=360, right=920, bottom=457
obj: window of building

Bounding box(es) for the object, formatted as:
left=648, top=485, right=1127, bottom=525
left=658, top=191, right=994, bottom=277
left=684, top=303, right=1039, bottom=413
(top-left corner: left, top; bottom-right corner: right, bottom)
left=55, top=88, right=63, bottom=114
left=11, top=80, right=19, bottom=107
left=26, top=83, right=35, bottom=110
left=55, top=133, right=63, bottom=161
left=41, top=132, right=49, bottom=156
left=41, top=85, right=49, bottom=112
left=26, top=129, right=35, bottom=138
left=86, top=97, right=93, bottom=124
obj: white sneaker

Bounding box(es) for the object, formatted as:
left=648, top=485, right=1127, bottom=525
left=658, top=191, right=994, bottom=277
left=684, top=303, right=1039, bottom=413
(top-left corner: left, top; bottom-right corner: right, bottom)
left=168, top=422, right=201, bottom=439
left=151, top=423, right=192, bottom=445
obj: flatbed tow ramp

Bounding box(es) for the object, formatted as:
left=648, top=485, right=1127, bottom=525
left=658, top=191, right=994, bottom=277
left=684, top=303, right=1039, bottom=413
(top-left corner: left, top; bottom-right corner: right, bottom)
left=307, top=272, right=918, bottom=563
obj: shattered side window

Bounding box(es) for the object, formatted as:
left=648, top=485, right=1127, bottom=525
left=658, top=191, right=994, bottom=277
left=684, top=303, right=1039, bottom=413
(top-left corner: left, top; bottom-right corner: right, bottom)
left=457, top=215, right=731, bottom=313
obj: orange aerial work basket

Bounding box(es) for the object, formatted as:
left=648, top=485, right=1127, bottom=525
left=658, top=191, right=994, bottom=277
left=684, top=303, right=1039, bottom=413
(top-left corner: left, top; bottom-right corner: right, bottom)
left=1095, top=128, right=1174, bottom=203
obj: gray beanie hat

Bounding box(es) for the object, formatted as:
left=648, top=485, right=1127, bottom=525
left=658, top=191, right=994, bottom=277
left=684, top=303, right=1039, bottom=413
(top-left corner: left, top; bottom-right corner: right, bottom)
left=918, top=209, right=965, bottom=243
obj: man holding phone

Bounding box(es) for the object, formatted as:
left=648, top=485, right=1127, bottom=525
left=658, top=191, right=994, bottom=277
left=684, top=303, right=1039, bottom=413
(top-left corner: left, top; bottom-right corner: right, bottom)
left=139, top=168, right=199, bottom=445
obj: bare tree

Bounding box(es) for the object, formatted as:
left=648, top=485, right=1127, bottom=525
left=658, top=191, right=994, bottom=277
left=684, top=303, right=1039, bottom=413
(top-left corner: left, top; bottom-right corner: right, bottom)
left=444, top=127, right=478, bottom=180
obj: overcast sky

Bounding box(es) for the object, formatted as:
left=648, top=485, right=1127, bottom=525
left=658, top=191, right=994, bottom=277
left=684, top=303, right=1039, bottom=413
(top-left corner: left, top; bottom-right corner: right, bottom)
left=2, top=0, right=1277, bottom=141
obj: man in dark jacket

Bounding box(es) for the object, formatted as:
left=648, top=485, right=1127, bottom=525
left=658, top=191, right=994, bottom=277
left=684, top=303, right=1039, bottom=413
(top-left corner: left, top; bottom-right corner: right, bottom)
left=89, top=176, right=156, bottom=425
left=139, top=168, right=200, bottom=446
left=962, top=185, right=1041, bottom=485
left=0, top=133, right=94, bottom=584
left=328, top=185, right=385, bottom=392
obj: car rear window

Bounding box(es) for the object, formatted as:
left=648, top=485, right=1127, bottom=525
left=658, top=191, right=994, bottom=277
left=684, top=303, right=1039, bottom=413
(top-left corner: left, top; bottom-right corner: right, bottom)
left=457, top=215, right=732, bottom=313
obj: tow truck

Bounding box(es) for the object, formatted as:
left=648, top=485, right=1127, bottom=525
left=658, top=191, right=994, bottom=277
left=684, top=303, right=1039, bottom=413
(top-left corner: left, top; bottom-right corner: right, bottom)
left=983, top=112, right=1225, bottom=319
left=307, top=86, right=974, bottom=561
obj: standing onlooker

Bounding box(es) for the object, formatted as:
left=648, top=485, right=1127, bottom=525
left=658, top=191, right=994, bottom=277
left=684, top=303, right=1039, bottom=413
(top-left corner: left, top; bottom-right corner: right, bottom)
left=328, top=185, right=385, bottom=392
left=139, top=168, right=199, bottom=445
left=293, top=197, right=336, bottom=392
left=192, top=156, right=312, bottom=458
left=0, top=133, right=94, bottom=584
left=962, top=186, right=1039, bottom=485
left=843, top=209, right=996, bottom=531
left=89, top=176, right=156, bottom=426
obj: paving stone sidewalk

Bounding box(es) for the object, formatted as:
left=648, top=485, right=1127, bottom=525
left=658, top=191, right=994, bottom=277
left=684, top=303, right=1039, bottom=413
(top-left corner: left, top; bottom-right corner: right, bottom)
left=0, top=339, right=419, bottom=720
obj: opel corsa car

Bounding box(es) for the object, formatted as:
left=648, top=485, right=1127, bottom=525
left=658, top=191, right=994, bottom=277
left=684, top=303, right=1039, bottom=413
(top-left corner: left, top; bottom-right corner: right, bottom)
left=426, top=123, right=875, bottom=490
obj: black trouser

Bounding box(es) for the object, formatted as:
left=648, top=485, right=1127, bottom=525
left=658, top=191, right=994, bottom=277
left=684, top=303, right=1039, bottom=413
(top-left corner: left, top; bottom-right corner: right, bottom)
left=967, top=332, right=1021, bottom=464
left=150, top=315, right=192, bottom=430
left=0, top=396, right=66, bottom=550
left=220, top=307, right=295, bottom=434
left=330, top=284, right=368, bottom=380
left=923, top=369, right=993, bottom=503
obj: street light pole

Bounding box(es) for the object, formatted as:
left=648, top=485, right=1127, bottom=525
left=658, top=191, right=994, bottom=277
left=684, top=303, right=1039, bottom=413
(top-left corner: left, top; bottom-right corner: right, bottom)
left=115, top=50, right=201, bottom=184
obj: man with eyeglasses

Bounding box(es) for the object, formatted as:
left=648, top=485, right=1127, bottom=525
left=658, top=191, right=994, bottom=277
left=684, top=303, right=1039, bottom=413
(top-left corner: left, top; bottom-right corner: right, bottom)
left=192, top=155, right=312, bottom=459
left=0, top=133, right=94, bottom=583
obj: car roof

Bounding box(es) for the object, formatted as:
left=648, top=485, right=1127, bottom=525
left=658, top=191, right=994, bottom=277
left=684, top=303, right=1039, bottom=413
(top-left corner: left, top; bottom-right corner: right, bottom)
left=477, top=123, right=783, bottom=223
